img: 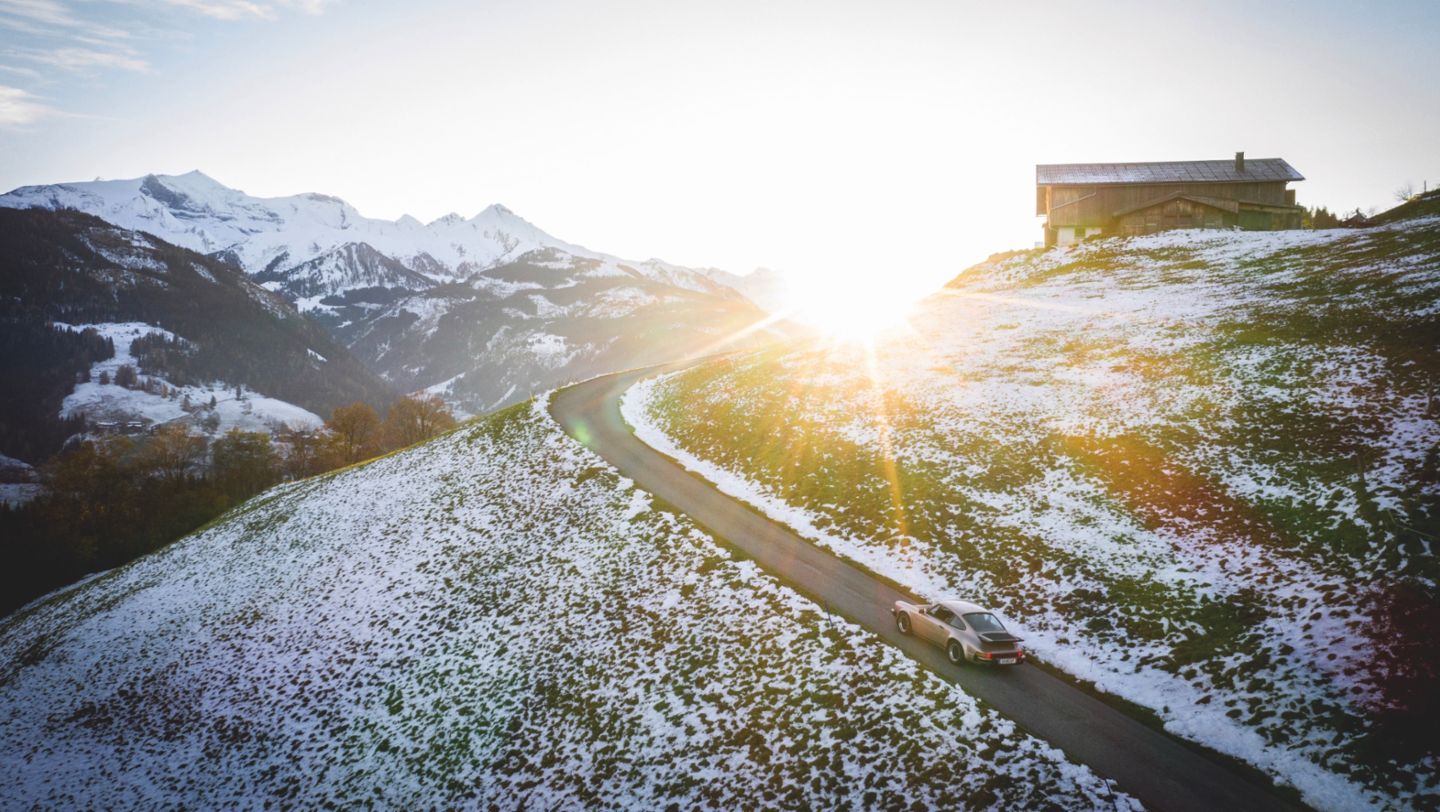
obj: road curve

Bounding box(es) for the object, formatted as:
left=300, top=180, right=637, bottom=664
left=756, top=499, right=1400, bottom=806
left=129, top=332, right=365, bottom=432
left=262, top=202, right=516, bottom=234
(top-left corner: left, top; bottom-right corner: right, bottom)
left=550, top=362, right=1302, bottom=812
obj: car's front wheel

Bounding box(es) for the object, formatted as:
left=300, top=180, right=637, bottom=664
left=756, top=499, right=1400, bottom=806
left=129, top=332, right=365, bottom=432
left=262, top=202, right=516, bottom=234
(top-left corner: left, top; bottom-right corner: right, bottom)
left=896, top=612, right=912, bottom=635
left=947, top=640, right=965, bottom=665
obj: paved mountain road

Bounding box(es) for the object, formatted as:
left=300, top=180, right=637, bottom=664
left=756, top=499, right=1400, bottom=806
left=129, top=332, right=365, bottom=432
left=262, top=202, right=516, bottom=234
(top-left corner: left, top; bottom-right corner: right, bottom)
left=550, top=363, right=1302, bottom=812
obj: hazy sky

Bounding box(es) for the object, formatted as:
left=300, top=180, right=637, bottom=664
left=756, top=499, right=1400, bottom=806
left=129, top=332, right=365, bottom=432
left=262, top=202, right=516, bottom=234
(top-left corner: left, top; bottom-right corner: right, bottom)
left=2, top=0, right=1437, bottom=293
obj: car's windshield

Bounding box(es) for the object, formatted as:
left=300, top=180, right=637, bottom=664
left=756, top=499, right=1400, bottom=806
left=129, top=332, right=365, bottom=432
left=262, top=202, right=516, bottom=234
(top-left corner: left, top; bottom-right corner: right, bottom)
left=964, top=612, right=1005, bottom=633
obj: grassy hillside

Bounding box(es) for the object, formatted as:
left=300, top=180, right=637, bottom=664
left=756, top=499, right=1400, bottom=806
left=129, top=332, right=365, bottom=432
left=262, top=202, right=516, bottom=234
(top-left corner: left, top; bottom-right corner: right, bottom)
left=628, top=218, right=1440, bottom=811
left=0, top=401, right=1131, bottom=808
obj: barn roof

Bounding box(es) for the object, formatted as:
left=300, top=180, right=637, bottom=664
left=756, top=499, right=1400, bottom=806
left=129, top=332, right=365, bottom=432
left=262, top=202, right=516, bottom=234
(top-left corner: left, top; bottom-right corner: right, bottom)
left=1036, top=158, right=1304, bottom=186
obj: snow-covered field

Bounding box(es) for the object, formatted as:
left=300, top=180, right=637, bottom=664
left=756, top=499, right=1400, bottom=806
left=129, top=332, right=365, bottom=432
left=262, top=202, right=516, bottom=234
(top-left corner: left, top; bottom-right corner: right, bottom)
left=0, top=399, right=1136, bottom=809
left=57, top=322, right=322, bottom=434
left=627, top=220, right=1440, bottom=811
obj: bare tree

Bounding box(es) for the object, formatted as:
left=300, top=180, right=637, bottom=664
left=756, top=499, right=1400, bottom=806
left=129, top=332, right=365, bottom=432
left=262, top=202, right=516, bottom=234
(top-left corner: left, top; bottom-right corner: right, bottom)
left=212, top=430, right=280, bottom=497
left=383, top=394, right=458, bottom=450
left=1395, top=180, right=1416, bottom=202
left=323, top=402, right=383, bottom=466
left=280, top=424, right=324, bottom=479
left=139, top=424, right=208, bottom=481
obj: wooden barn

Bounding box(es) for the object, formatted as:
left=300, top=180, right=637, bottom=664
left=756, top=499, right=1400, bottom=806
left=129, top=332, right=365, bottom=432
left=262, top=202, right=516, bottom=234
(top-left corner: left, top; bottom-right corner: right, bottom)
left=1036, top=152, right=1304, bottom=246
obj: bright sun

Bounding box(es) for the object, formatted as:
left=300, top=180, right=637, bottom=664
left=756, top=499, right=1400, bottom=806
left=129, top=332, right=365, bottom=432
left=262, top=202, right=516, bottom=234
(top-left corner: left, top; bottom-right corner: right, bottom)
left=783, top=279, right=924, bottom=343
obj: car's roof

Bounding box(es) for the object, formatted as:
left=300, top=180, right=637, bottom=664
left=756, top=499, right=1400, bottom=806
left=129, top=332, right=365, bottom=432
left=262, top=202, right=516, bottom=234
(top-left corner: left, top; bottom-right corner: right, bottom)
left=938, top=600, right=990, bottom=615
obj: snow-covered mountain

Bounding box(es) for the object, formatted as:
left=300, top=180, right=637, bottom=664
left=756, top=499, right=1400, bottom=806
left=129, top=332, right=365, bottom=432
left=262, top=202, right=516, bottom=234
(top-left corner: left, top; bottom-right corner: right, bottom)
left=332, top=248, right=788, bottom=413
left=0, top=207, right=395, bottom=461
left=1, top=172, right=796, bottom=415
left=0, top=171, right=741, bottom=304
left=254, top=242, right=434, bottom=302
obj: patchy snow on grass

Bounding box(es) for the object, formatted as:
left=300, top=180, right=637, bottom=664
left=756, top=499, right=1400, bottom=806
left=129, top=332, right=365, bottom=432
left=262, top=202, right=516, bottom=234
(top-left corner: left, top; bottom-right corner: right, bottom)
left=628, top=220, right=1440, bottom=811
left=0, top=400, right=1135, bottom=810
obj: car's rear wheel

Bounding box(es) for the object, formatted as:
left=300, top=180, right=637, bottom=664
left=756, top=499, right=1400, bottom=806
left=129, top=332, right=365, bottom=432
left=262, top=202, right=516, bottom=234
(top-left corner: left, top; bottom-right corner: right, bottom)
left=947, top=640, right=965, bottom=665
left=896, top=612, right=912, bottom=635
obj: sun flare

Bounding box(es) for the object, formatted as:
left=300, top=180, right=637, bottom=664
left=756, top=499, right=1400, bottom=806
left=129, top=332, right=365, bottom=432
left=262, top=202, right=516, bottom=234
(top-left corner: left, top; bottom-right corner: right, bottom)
left=784, top=280, right=924, bottom=343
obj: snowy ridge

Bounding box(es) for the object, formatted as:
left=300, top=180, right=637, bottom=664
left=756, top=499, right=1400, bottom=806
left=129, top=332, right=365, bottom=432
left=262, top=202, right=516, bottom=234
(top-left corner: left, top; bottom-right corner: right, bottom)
left=0, top=172, right=741, bottom=301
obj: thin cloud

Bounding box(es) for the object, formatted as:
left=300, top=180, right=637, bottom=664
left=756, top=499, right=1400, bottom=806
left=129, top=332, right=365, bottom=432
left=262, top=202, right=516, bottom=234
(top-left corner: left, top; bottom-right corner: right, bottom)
left=0, top=0, right=336, bottom=125
left=0, top=0, right=131, bottom=39
left=162, top=0, right=276, bottom=21
left=154, top=0, right=338, bottom=22
left=278, top=0, right=335, bottom=15
left=0, top=64, right=44, bottom=80
left=9, top=45, right=149, bottom=72
left=0, top=0, right=77, bottom=29
left=0, top=83, right=55, bottom=126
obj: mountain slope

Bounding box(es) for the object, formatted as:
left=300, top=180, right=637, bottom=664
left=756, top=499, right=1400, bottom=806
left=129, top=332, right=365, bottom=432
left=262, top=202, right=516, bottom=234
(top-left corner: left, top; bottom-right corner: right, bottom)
left=254, top=241, right=436, bottom=302
left=0, top=208, right=395, bottom=456
left=339, top=249, right=786, bottom=412
left=0, top=400, right=1133, bottom=810
left=626, top=218, right=1440, bottom=810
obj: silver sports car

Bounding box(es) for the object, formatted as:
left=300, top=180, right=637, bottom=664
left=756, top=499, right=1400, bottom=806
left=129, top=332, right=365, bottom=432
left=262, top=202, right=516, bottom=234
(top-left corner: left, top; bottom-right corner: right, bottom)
left=891, top=599, right=1025, bottom=666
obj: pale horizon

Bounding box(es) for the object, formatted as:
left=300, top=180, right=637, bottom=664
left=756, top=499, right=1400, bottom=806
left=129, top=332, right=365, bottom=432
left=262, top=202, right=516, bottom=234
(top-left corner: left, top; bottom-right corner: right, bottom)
left=2, top=0, right=1438, bottom=295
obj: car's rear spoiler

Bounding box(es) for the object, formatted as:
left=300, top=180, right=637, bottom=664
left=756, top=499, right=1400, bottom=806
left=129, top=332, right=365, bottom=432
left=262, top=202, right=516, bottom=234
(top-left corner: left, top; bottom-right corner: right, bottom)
left=978, top=631, right=1022, bottom=644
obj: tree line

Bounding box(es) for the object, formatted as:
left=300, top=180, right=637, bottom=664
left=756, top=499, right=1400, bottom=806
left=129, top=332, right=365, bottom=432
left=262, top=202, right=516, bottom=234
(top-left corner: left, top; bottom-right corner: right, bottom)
left=0, top=394, right=457, bottom=616
left=0, top=319, right=113, bottom=464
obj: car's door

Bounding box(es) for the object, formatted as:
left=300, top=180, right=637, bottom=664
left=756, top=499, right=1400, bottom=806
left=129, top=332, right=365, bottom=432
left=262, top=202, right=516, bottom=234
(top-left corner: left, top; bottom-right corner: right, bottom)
left=924, top=605, right=958, bottom=645
left=945, top=613, right=971, bottom=654
left=915, top=605, right=947, bottom=643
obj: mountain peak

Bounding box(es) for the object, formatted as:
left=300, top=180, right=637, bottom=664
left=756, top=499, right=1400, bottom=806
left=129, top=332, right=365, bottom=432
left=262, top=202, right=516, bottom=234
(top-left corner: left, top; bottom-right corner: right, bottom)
left=430, top=212, right=465, bottom=227
left=396, top=214, right=423, bottom=228
left=160, top=170, right=230, bottom=192
left=137, top=170, right=240, bottom=211
left=476, top=203, right=514, bottom=218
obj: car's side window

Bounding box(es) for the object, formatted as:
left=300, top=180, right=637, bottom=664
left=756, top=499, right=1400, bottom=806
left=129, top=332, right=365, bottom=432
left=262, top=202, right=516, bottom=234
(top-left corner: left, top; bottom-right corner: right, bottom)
left=948, top=616, right=966, bottom=630
left=933, top=607, right=954, bottom=623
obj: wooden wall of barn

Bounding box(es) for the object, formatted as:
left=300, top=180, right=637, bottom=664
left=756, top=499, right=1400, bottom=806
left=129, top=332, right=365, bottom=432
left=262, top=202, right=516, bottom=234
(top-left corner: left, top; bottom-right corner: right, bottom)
left=1044, top=181, right=1292, bottom=227
left=1116, top=198, right=1234, bottom=237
